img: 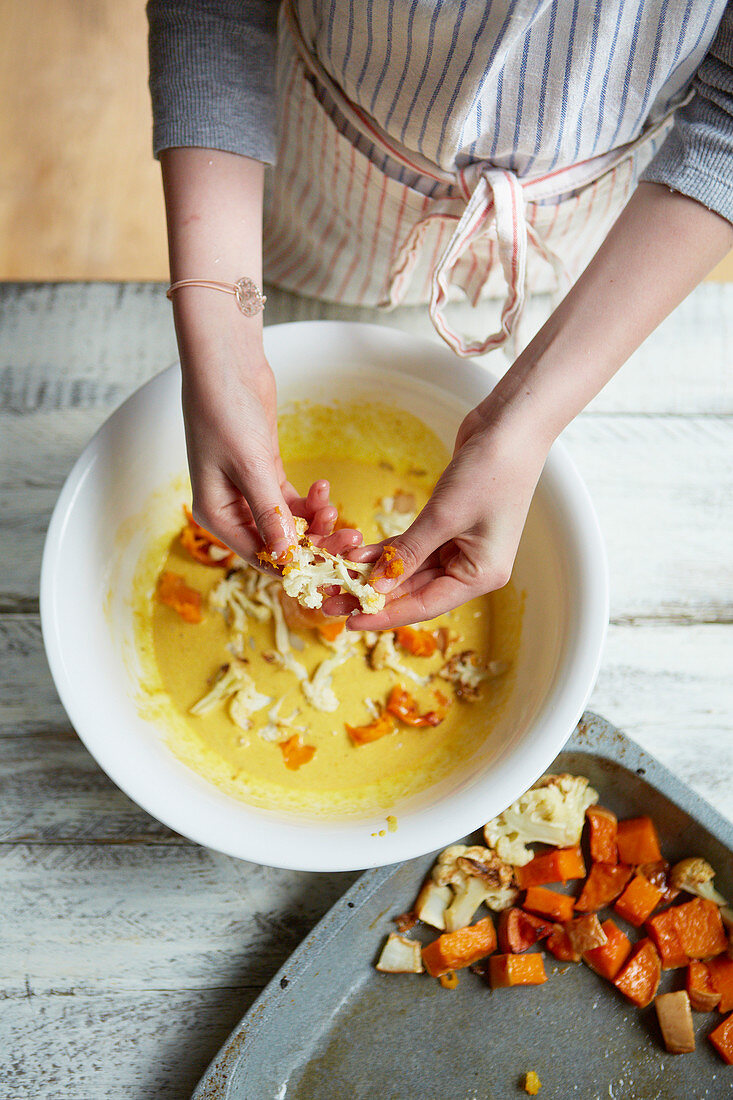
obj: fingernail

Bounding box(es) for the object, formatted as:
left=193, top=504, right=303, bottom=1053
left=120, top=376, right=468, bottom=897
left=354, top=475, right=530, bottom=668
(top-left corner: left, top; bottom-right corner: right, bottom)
left=371, top=544, right=406, bottom=592
left=270, top=539, right=291, bottom=563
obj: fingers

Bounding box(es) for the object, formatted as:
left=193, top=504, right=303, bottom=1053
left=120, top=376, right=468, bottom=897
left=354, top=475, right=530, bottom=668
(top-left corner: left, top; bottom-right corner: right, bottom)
left=344, top=543, right=383, bottom=564
left=287, top=480, right=338, bottom=537
left=320, top=592, right=359, bottom=618
left=237, top=470, right=298, bottom=560
left=319, top=528, right=363, bottom=555
left=306, top=479, right=331, bottom=514
left=190, top=492, right=262, bottom=563
left=321, top=565, right=444, bottom=619
left=347, top=573, right=473, bottom=631
left=368, top=508, right=451, bottom=595
left=194, top=459, right=298, bottom=563
left=309, top=505, right=339, bottom=537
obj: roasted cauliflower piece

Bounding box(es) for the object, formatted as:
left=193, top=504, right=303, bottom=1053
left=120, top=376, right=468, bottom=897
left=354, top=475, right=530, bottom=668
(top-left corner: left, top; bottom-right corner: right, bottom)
left=483, top=774, right=599, bottom=866
left=301, top=640, right=356, bottom=713
left=670, top=860, right=733, bottom=951
left=671, top=858, right=729, bottom=907
left=432, top=844, right=517, bottom=931
left=438, top=650, right=507, bottom=701
left=565, top=913, right=608, bottom=954
left=209, top=568, right=273, bottom=630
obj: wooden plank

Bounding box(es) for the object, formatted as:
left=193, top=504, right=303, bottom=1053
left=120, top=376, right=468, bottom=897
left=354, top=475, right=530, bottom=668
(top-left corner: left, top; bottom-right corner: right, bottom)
left=1, top=987, right=258, bottom=1099
left=0, top=842, right=356, bottom=993
left=0, top=729, right=181, bottom=845
left=1, top=616, right=731, bottom=841
left=590, top=624, right=733, bottom=822
left=1, top=282, right=731, bottom=415
left=561, top=414, right=733, bottom=623
left=709, top=251, right=733, bottom=282
left=0, top=617, right=68, bottom=730
left=0, top=285, right=176, bottom=413
left=2, top=412, right=731, bottom=619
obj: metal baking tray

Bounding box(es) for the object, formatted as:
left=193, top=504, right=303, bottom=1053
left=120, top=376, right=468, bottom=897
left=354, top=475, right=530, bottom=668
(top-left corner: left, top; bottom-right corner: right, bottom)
left=192, top=713, right=733, bottom=1099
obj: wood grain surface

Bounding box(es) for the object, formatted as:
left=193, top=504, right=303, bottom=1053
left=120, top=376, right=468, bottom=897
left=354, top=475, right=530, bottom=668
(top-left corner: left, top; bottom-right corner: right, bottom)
left=1, top=281, right=731, bottom=1098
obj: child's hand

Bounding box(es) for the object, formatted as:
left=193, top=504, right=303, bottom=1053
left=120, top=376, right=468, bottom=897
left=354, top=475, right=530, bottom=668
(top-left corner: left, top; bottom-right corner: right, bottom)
left=322, top=407, right=550, bottom=629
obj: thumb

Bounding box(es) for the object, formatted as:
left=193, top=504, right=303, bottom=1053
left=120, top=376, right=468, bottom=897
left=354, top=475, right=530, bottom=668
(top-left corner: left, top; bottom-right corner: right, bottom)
left=369, top=508, right=448, bottom=595
left=216, top=451, right=297, bottom=563
left=232, top=457, right=298, bottom=562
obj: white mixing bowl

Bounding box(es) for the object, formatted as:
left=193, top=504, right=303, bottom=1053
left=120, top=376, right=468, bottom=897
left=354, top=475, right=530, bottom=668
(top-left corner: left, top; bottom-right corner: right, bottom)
left=40, top=321, right=608, bottom=871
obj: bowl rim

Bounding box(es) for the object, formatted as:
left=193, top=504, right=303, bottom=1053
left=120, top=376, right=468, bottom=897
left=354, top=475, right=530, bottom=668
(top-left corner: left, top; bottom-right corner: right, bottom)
left=40, top=320, right=609, bottom=871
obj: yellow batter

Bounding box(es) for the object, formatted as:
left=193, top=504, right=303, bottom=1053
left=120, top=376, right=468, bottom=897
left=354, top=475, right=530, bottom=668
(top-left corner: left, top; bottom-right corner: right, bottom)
left=136, top=401, right=522, bottom=816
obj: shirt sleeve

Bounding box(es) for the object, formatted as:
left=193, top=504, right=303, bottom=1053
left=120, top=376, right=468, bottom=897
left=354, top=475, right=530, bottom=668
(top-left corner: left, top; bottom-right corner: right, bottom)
left=147, top=0, right=280, bottom=163
left=641, top=2, right=733, bottom=224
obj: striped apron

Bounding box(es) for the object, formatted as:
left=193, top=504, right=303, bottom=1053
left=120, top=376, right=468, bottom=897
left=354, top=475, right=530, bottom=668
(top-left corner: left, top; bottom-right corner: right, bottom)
left=263, top=1, right=686, bottom=356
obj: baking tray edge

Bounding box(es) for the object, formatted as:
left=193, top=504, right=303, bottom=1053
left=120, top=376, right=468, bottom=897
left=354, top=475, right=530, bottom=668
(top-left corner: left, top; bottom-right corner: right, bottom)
left=191, top=711, right=733, bottom=1099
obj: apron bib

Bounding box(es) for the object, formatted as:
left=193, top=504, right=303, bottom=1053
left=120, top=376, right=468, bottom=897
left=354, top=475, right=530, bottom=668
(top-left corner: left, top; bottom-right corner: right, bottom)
left=264, top=2, right=679, bottom=356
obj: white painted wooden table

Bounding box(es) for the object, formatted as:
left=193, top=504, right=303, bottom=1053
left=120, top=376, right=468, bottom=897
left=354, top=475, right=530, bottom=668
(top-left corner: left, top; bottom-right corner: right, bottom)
left=1, top=282, right=731, bottom=1098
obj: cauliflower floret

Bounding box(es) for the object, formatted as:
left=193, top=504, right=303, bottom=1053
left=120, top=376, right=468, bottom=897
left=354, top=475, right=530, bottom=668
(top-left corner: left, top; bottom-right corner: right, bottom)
left=266, top=601, right=359, bottom=712
left=263, top=517, right=385, bottom=615
left=438, top=650, right=508, bottom=701
left=258, top=699, right=304, bottom=742
left=189, top=660, right=270, bottom=731
left=483, top=774, right=599, bottom=866
left=671, top=858, right=729, bottom=907
left=229, top=681, right=272, bottom=731
left=209, top=569, right=273, bottom=631
left=301, top=642, right=356, bottom=713
left=269, top=587, right=308, bottom=681
left=369, top=631, right=430, bottom=687
left=431, top=844, right=517, bottom=930
left=414, top=880, right=453, bottom=930
left=374, top=491, right=418, bottom=538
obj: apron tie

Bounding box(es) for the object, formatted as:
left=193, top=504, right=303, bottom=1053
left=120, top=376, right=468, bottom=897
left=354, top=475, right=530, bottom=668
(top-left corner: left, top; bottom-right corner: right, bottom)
left=383, top=165, right=534, bottom=357
left=432, top=166, right=528, bottom=357
left=279, top=0, right=685, bottom=358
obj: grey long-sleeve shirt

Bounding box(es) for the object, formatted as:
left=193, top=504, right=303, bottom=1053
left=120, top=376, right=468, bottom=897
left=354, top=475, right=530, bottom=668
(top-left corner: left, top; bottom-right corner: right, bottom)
left=147, top=0, right=733, bottom=224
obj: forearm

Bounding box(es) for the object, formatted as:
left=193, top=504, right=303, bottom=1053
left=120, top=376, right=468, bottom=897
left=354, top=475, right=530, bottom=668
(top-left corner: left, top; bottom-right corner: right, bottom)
left=482, top=182, right=733, bottom=443
left=159, top=147, right=299, bottom=555
left=161, top=147, right=266, bottom=359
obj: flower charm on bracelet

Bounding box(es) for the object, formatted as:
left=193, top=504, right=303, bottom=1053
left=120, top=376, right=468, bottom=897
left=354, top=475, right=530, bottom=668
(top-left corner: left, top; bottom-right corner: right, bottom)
left=166, top=277, right=267, bottom=315
left=234, top=277, right=267, bottom=316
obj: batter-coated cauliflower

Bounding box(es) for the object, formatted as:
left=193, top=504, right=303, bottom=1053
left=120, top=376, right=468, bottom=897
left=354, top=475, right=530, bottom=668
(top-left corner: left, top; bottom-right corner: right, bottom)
left=438, top=650, right=507, bottom=701
left=483, top=774, right=599, bottom=866
left=189, top=660, right=270, bottom=731
left=374, top=491, right=418, bottom=538
left=261, top=517, right=385, bottom=614
left=369, top=631, right=430, bottom=687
